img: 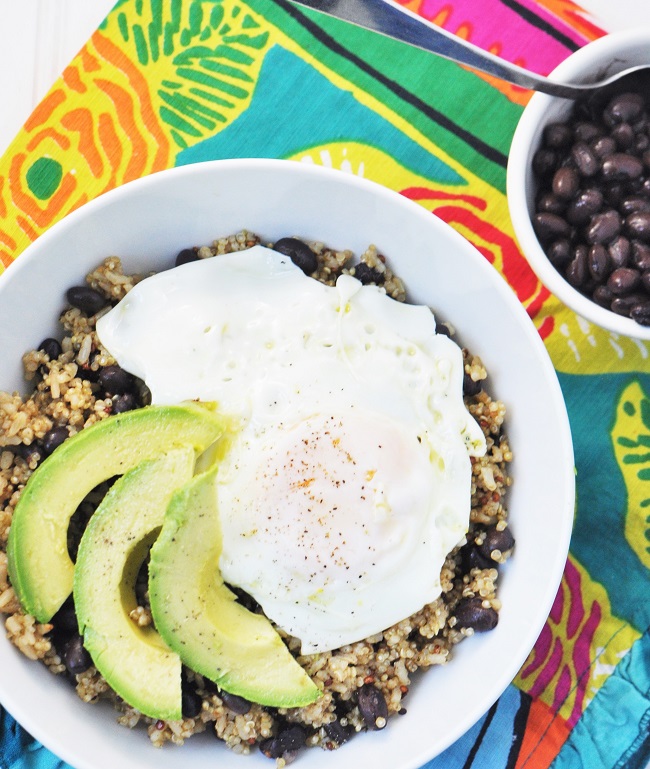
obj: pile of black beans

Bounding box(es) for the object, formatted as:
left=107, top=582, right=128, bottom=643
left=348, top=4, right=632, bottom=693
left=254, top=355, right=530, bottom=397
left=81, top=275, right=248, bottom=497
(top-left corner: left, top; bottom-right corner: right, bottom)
left=531, top=79, right=650, bottom=326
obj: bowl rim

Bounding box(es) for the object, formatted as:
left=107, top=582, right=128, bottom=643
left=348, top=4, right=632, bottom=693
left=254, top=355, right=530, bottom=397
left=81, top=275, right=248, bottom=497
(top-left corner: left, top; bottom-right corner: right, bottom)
left=0, top=158, right=576, bottom=769
left=507, top=28, right=650, bottom=340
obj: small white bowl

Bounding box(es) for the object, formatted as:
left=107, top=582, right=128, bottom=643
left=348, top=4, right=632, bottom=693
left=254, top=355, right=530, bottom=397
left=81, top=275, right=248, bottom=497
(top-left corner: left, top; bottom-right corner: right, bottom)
left=507, top=29, right=650, bottom=339
left=0, top=159, right=574, bottom=769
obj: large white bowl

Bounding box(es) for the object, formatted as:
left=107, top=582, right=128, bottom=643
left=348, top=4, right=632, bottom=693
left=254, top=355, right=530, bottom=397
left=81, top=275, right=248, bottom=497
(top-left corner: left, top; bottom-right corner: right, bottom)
left=0, top=159, right=574, bottom=769
left=507, top=29, right=650, bottom=339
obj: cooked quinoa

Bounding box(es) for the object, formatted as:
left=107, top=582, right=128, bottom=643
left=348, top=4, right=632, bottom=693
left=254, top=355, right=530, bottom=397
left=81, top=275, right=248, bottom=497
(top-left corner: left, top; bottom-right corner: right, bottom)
left=0, top=231, right=513, bottom=763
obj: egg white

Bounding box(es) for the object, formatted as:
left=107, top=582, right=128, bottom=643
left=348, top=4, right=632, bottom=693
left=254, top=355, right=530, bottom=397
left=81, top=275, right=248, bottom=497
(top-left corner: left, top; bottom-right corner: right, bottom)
left=97, top=245, right=486, bottom=653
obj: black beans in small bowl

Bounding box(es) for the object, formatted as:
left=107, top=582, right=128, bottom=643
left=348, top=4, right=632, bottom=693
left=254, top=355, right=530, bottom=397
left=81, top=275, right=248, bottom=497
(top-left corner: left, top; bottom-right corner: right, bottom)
left=530, top=77, right=650, bottom=327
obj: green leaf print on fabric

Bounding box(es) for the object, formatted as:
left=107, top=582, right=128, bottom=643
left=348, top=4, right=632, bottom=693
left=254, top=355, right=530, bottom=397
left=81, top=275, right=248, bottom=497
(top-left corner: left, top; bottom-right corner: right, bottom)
left=108, top=0, right=270, bottom=149
left=611, top=380, right=650, bottom=567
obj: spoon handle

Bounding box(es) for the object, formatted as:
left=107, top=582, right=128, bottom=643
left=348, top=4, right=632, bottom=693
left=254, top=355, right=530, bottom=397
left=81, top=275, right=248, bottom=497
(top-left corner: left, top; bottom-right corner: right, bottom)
left=288, top=0, right=587, bottom=99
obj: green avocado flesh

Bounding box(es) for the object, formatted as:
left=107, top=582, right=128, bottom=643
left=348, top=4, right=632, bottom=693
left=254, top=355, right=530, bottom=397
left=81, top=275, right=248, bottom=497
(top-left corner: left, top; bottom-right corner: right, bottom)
left=7, top=402, right=224, bottom=622
left=149, top=468, right=321, bottom=709
left=73, top=448, right=195, bottom=720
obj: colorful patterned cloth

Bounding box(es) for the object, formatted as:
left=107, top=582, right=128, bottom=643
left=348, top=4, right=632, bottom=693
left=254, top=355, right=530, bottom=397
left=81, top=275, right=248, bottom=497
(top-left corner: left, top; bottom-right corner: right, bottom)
left=1, top=1, right=649, bottom=768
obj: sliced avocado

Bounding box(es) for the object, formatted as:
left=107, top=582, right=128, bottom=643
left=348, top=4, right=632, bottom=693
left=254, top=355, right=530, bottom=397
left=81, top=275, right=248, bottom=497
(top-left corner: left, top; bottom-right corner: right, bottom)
left=74, top=447, right=195, bottom=720
left=149, top=468, right=321, bottom=709
left=8, top=402, right=225, bottom=622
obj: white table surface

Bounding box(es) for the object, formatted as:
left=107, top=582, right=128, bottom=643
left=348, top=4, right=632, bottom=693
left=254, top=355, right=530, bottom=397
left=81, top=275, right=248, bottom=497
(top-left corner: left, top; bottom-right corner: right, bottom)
left=1, top=0, right=650, bottom=156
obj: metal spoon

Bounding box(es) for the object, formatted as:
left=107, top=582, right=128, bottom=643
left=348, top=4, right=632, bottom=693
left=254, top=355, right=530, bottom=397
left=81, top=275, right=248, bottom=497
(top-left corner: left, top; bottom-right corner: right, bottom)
left=288, top=0, right=649, bottom=99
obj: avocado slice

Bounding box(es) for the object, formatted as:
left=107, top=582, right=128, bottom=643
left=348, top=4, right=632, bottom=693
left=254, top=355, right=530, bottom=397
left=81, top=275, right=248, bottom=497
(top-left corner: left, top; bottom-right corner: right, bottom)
left=74, top=447, right=195, bottom=720
left=149, top=467, right=321, bottom=709
left=8, top=402, right=225, bottom=622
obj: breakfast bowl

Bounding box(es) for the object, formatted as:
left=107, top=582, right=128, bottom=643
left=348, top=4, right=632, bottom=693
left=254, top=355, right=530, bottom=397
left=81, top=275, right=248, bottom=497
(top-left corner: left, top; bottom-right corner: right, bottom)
left=0, top=158, right=574, bottom=769
left=507, top=29, right=650, bottom=339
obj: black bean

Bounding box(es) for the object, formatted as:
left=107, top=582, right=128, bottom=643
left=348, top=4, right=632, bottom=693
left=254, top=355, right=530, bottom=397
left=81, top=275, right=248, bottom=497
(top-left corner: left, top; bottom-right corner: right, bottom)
left=357, top=684, right=388, bottom=730
left=459, top=542, right=494, bottom=572
left=532, top=148, right=557, bottom=177
left=588, top=244, right=611, bottom=281
left=566, top=188, right=603, bottom=225
left=543, top=122, right=573, bottom=149
left=632, top=241, right=650, bottom=271
left=608, top=267, right=641, bottom=295
left=273, top=237, right=318, bottom=275
left=629, top=176, right=646, bottom=194
left=12, top=443, right=42, bottom=467
left=181, top=686, right=203, bottom=719
left=537, top=192, right=565, bottom=214
left=611, top=123, right=635, bottom=151
left=626, top=212, right=650, bottom=242
left=175, top=248, right=198, bottom=267
left=593, top=285, right=615, bottom=308
left=586, top=210, right=621, bottom=244
left=42, top=426, right=69, bottom=456
left=463, top=372, right=483, bottom=397
left=547, top=239, right=572, bottom=267
left=608, top=236, right=631, bottom=269
left=604, top=92, right=645, bottom=126
left=98, top=365, right=135, bottom=396
left=601, top=153, right=644, bottom=182
left=229, top=585, right=262, bottom=613
left=571, top=141, right=600, bottom=176
left=532, top=212, right=571, bottom=242
left=611, top=293, right=648, bottom=317
left=454, top=597, right=499, bottom=632
left=591, top=136, right=616, bottom=159
left=353, top=262, right=384, bottom=285
left=66, top=286, right=107, bottom=316
left=642, top=271, right=650, bottom=293
left=38, top=337, right=62, bottom=360
left=51, top=598, right=79, bottom=635
left=219, top=690, right=251, bottom=715
left=630, top=301, right=650, bottom=326
left=634, top=134, right=650, bottom=154
left=62, top=635, right=92, bottom=675
left=477, top=525, right=515, bottom=561
left=574, top=122, right=600, bottom=142
left=621, top=197, right=650, bottom=215
left=137, top=381, right=152, bottom=407
left=260, top=725, right=308, bottom=758
left=552, top=167, right=579, bottom=200
left=112, top=393, right=137, bottom=414
left=604, top=183, right=626, bottom=207
left=324, top=719, right=353, bottom=746
left=565, top=246, right=589, bottom=287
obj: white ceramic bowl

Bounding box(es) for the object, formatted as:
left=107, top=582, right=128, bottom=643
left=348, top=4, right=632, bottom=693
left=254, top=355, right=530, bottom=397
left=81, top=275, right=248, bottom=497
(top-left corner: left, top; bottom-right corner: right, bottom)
left=0, top=159, right=574, bottom=769
left=507, top=29, right=650, bottom=339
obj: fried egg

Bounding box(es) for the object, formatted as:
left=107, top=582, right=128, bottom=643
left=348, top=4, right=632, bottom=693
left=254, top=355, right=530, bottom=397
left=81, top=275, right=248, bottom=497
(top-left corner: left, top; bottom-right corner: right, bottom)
left=96, top=244, right=486, bottom=653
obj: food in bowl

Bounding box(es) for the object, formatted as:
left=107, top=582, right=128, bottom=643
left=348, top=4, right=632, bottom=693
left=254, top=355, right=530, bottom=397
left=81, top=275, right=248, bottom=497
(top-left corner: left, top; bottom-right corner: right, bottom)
left=530, top=72, right=650, bottom=326
left=0, top=230, right=514, bottom=762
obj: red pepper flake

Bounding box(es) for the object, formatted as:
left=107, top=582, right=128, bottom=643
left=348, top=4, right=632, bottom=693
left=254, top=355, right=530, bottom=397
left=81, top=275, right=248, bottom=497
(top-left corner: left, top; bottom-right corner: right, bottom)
left=400, top=685, right=409, bottom=695
left=248, top=738, right=256, bottom=745
left=364, top=675, right=375, bottom=685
